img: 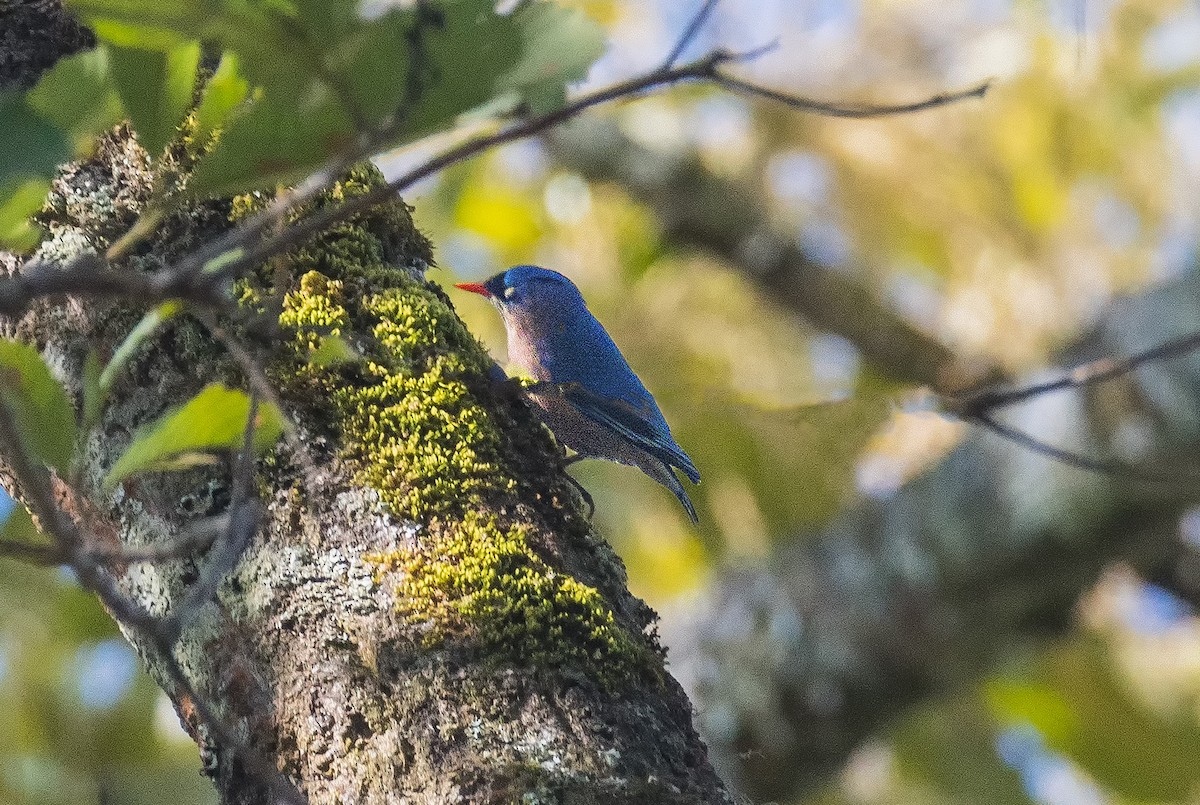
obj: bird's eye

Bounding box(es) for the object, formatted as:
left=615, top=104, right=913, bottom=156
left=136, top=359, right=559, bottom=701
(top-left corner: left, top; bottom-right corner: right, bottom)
left=504, top=286, right=517, bottom=300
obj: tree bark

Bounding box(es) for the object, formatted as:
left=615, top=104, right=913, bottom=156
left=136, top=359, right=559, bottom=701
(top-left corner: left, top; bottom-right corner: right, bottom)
left=0, top=5, right=733, bottom=803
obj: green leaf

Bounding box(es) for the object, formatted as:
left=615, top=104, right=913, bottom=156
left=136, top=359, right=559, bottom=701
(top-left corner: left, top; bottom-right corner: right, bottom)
left=292, top=0, right=357, bottom=42
left=894, top=694, right=1033, bottom=805
left=25, top=47, right=124, bottom=151
left=193, top=51, right=251, bottom=139
left=65, top=0, right=599, bottom=196
left=0, top=88, right=76, bottom=248
left=390, top=0, right=524, bottom=135
left=0, top=178, right=51, bottom=251
left=189, top=92, right=355, bottom=195
left=103, top=383, right=283, bottom=493
left=63, top=0, right=220, bottom=49
left=0, top=92, right=71, bottom=200
left=1034, top=639, right=1200, bottom=801
left=192, top=0, right=527, bottom=194
left=498, top=2, right=606, bottom=114
left=308, top=335, right=359, bottom=367
left=68, top=0, right=308, bottom=94
left=0, top=340, right=78, bottom=476
left=97, top=301, right=182, bottom=404
left=108, top=41, right=202, bottom=155
left=0, top=505, right=46, bottom=546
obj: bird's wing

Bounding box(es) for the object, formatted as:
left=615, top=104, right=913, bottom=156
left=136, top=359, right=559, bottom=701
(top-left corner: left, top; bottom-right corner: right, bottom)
left=554, top=382, right=701, bottom=484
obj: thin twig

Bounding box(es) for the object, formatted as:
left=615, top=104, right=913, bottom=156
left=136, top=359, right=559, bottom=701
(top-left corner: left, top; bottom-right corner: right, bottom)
left=0, top=48, right=989, bottom=320
left=161, top=394, right=261, bottom=643
left=712, top=73, right=991, bottom=118
left=202, top=51, right=989, bottom=294
left=951, top=329, right=1200, bottom=417
left=0, top=399, right=302, bottom=804
left=0, top=515, right=225, bottom=567
left=92, top=515, right=226, bottom=564
left=936, top=329, right=1200, bottom=480
left=161, top=502, right=260, bottom=643
left=0, top=538, right=62, bottom=565
left=661, top=0, right=720, bottom=70
left=972, top=412, right=1186, bottom=485
left=195, top=310, right=320, bottom=482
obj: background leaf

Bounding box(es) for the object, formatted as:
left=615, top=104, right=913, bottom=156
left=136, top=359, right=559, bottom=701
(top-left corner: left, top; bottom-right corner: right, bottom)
left=1039, top=639, right=1200, bottom=801
left=24, top=48, right=124, bottom=151
left=0, top=341, right=77, bottom=476
left=192, top=52, right=250, bottom=141
left=108, top=41, right=202, bottom=156
left=0, top=94, right=71, bottom=250
left=498, top=2, right=607, bottom=114
left=63, top=0, right=220, bottom=49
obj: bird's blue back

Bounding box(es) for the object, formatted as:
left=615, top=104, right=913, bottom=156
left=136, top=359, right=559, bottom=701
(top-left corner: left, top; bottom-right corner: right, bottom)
left=474, top=265, right=701, bottom=516
left=496, top=266, right=695, bottom=477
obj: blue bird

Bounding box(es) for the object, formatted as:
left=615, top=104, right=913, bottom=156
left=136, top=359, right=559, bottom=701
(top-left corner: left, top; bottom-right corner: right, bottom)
left=456, top=266, right=700, bottom=522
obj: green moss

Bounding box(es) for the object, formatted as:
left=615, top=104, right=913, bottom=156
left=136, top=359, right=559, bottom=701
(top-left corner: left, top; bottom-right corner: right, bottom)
left=261, top=164, right=656, bottom=686
left=368, top=513, right=652, bottom=686
left=335, top=286, right=512, bottom=519
left=279, top=271, right=350, bottom=350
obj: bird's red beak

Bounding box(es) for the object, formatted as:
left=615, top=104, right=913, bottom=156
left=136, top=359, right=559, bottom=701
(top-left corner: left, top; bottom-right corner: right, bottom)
left=454, top=282, right=492, bottom=298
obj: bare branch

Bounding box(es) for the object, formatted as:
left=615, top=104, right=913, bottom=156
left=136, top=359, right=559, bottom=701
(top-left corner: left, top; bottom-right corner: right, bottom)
left=92, top=515, right=225, bottom=564
left=971, top=412, right=1194, bottom=486
left=0, top=45, right=988, bottom=321
left=0, top=537, right=62, bottom=565
left=950, top=329, right=1200, bottom=417
left=661, top=0, right=720, bottom=70
left=712, top=73, right=991, bottom=118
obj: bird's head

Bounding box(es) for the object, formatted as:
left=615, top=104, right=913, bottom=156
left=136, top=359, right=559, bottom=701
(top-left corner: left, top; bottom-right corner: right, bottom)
left=455, top=265, right=583, bottom=316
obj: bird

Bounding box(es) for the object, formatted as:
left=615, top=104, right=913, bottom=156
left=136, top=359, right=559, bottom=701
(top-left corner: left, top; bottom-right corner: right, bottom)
left=455, top=265, right=700, bottom=522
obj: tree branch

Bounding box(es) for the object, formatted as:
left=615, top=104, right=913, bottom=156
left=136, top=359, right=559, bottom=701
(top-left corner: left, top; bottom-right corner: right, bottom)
left=661, top=0, right=721, bottom=70
left=0, top=42, right=988, bottom=326
left=546, top=120, right=995, bottom=390
left=673, top=271, right=1200, bottom=801
left=713, top=73, right=990, bottom=118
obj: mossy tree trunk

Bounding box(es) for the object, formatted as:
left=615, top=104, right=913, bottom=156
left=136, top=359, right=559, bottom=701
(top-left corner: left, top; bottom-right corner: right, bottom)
left=0, top=6, right=733, bottom=804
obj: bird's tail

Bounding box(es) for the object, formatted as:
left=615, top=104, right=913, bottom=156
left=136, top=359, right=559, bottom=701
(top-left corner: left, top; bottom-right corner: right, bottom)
left=640, top=458, right=698, bottom=524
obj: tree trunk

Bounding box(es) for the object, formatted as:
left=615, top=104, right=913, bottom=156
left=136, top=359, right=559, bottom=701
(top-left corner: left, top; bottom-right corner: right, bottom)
left=0, top=5, right=733, bottom=803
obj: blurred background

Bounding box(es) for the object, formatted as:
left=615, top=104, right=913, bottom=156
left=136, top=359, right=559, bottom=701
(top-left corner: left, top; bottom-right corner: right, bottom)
left=8, top=0, right=1200, bottom=802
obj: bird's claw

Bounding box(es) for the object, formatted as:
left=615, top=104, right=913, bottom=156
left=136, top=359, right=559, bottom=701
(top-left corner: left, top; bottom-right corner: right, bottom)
left=560, top=468, right=595, bottom=519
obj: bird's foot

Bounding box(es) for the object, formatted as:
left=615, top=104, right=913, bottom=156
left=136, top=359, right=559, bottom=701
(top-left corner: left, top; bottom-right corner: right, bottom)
left=522, top=380, right=586, bottom=398
left=562, top=472, right=595, bottom=519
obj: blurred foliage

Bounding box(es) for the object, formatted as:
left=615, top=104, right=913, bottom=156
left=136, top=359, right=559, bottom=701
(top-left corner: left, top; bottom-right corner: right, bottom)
left=0, top=558, right=214, bottom=805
